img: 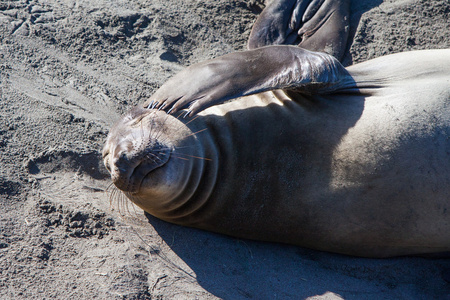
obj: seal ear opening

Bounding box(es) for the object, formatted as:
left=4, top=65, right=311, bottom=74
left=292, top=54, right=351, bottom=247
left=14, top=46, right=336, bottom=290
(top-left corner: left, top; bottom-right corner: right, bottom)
left=248, top=0, right=350, bottom=61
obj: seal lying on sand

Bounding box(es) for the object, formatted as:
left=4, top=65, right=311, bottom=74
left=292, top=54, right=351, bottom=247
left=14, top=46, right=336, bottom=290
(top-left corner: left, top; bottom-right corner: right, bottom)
left=103, top=0, right=450, bottom=257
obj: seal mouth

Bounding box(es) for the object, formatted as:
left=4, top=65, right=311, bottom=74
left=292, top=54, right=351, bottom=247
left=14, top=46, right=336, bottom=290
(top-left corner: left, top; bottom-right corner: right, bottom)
left=108, top=141, right=172, bottom=194
left=128, top=148, right=172, bottom=195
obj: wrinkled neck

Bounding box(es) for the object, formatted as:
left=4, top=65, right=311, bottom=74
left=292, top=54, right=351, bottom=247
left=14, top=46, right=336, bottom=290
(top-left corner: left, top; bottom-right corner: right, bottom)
left=148, top=117, right=219, bottom=225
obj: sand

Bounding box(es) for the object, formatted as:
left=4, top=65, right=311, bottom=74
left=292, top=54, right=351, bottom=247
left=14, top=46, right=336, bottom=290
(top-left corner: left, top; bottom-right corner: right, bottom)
left=0, top=0, right=449, bottom=298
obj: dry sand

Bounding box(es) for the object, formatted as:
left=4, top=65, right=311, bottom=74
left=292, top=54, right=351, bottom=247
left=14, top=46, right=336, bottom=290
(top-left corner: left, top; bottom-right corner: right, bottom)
left=0, top=0, right=449, bottom=299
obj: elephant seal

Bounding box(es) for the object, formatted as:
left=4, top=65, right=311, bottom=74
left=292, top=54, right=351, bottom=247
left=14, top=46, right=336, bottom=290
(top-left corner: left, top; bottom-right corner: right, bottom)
left=102, top=0, right=450, bottom=257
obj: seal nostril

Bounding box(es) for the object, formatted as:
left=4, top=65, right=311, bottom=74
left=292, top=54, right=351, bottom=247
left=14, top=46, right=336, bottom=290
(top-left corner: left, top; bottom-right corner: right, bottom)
left=114, top=150, right=131, bottom=167
left=105, top=135, right=172, bottom=192
left=119, top=152, right=127, bottom=160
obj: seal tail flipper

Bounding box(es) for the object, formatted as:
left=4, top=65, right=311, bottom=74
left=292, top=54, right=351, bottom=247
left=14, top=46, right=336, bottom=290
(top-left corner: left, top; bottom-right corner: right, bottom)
left=248, top=0, right=350, bottom=61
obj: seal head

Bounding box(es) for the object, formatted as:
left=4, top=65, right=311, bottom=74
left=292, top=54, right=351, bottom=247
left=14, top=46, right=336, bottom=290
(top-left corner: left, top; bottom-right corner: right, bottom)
left=102, top=106, right=207, bottom=217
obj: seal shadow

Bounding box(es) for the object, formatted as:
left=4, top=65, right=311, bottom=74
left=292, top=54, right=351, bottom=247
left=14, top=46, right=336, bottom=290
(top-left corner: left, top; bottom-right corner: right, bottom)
left=145, top=212, right=450, bottom=299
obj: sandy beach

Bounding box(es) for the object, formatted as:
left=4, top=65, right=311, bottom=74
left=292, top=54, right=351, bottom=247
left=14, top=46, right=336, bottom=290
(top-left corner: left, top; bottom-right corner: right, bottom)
left=0, top=0, right=449, bottom=298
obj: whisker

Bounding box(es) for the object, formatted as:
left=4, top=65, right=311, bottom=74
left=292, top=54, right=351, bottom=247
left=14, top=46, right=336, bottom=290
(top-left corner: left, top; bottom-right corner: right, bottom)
left=106, top=183, right=115, bottom=207
left=171, top=155, right=190, bottom=161
left=147, top=111, right=157, bottom=142
left=107, top=184, right=125, bottom=215
left=172, top=152, right=212, bottom=161
left=143, top=109, right=208, bottom=150
left=130, top=200, right=140, bottom=218
left=175, top=110, right=186, bottom=120
left=184, top=128, right=208, bottom=138
left=117, top=190, right=124, bottom=216
left=140, top=119, right=145, bottom=141
left=147, top=109, right=170, bottom=142
left=124, top=195, right=133, bottom=216
left=177, top=154, right=212, bottom=161
left=121, top=192, right=130, bottom=217
left=166, top=145, right=194, bottom=150
left=183, top=115, right=200, bottom=125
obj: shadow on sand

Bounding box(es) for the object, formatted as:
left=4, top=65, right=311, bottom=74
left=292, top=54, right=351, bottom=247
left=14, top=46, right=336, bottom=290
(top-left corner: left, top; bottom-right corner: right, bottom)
left=146, top=213, right=449, bottom=299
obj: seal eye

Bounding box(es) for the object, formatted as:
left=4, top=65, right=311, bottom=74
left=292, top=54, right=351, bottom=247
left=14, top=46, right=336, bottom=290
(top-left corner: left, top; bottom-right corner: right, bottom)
left=103, top=156, right=111, bottom=173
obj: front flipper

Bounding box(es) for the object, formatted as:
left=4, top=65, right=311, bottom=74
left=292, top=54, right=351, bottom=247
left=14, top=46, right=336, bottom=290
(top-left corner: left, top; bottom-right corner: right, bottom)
left=248, top=0, right=350, bottom=61
left=144, top=46, right=350, bottom=116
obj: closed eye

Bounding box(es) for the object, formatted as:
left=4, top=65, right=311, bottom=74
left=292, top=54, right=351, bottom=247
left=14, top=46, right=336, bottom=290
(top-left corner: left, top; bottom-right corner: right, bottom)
left=102, top=149, right=110, bottom=159
left=103, top=156, right=111, bottom=173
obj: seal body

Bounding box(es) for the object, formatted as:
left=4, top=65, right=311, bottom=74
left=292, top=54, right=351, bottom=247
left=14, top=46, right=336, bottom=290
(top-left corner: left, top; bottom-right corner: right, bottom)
left=103, top=49, right=450, bottom=257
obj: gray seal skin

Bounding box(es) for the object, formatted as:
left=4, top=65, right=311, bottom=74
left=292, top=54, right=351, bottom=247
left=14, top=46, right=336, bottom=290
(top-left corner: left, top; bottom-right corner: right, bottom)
left=102, top=0, right=450, bottom=257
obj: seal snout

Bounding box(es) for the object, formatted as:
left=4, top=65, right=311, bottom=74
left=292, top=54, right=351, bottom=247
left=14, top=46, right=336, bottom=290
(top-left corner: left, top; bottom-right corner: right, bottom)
left=105, top=138, right=171, bottom=194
